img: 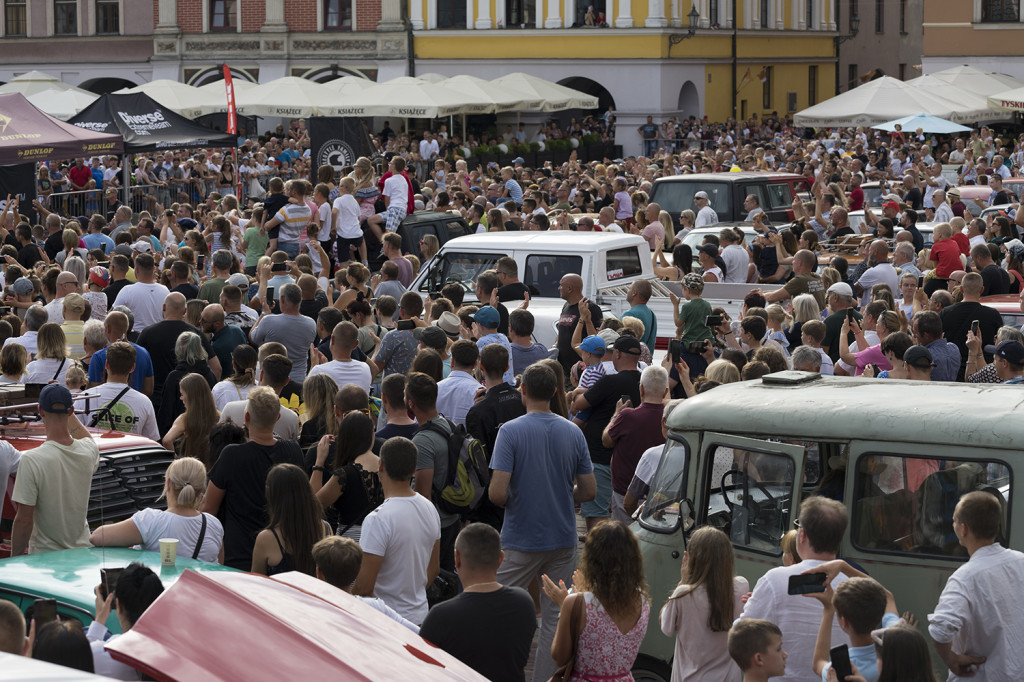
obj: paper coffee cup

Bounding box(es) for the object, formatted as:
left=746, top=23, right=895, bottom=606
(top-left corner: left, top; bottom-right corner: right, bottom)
left=159, top=538, right=178, bottom=566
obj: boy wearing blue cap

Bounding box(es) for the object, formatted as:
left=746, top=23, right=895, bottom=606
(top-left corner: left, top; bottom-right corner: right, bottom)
left=472, top=306, right=516, bottom=386
left=11, top=384, right=99, bottom=556
left=569, top=335, right=606, bottom=425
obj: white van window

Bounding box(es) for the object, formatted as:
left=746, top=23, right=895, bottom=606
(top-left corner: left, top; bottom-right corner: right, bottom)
left=419, top=251, right=505, bottom=296
left=524, top=254, right=582, bottom=298
left=852, top=455, right=1011, bottom=559
left=605, top=247, right=643, bottom=281
left=638, top=438, right=689, bottom=533
left=705, top=444, right=796, bottom=555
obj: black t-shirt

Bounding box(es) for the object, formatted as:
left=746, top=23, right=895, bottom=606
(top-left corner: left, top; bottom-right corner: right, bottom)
left=280, top=379, right=303, bottom=405
left=418, top=587, right=537, bottom=682
left=17, top=243, right=43, bottom=269
left=208, top=439, right=304, bottom=570
left=582, top=369, right=641, bottom=466
left=903, top=224, right=924, bottom=253
left=43, top=230, right=64, bottom=260
left=170, top=282, right=199, bottom=299
left=556, top=300, right=603, bottom=374
left=980, top=264, right=1010, bottom=297
left=940, top=300, right=1003, bottom=379
left=903, top=187, right=923, bottom=211
left=137, top=320, right=216, bottom=396
left=376, top=422, right=420, bottom=440
left=465, top=382, right=526, bottom=456
left=299, top=291, right=328, bottom=322
left=104, top=278, right=131, bottom=308
left=497, top=282, right=530, bottom=303
left=263, top=192, right=289, bottom=240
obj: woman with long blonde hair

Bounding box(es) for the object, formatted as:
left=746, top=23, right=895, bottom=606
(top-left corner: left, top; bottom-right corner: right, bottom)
left=162, top=372, right=220, bottom=468
left=661, top=527, right=748, bottom=681
left=299, top=373, right=339, bottom=449
left=542, top=521, right=650, bottom=680
left=90, top=456, right=224, bottom=562
left=25, top=323, right=74, bottom=385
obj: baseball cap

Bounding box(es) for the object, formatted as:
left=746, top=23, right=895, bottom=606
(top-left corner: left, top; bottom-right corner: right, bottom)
left=827, top=282, right=854, bottom=298
left=89, top=266, right=110, bottom=289
left=39, top=383, right=74, bottom=414
left=414, top=325, right=448, bottom=350
left=904, top=345, right=935, bottom=369
left=433, top=311, right=461, bottom=338
left=613, top=335, right=643, bottom=355
left=112, top=244, right=133, bottom=257
left=694, top=191, right=709, bottom=200
left=9, top=277, right=33, bottom=297
left=131, top=240, right=152, bottom=254
left=882, top=200, right=900, bottom=212
left=578, top=335, right=606, bottom=354
left=697, top=244, right=719, bottom=258
left=683, top=272, right=705, bottom=292
left=512, top=157, right=525, bottom=164
left=227, top=273, right=250, bottom=288
left=985, top=340, right=1024, bottom=365
left=472, top=306, right=500, bottom=329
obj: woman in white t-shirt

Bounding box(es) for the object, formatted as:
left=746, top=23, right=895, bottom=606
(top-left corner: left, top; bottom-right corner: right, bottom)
left=90, top=457, right=224, bottom=563
left=24, top=323, right=75, bottom=385
left=211, top=345, right=258, bottom=412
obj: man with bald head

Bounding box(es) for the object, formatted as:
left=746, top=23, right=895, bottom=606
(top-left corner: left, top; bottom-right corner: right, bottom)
left=137, top=292, right=220, bottom=409
left=761, top=249, right=826, bottom=308
left=86, top=311, right=155, bottom=395
left=932, top=189, right=953, bottom=224
left=854, top=240, right=899, bottom=307
left=641, top=202, right=665, bottom=248
left=828, top=207, right=854, bottom=242
left=200, top=303, right=248, bottom=375
left=44, top=271, right=80, bottom=324
left=597, top=206, right=622, bottom=232
left=556, top=273, right=602, bottom=374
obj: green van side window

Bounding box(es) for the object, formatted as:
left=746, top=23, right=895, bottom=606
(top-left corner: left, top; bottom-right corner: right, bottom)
left=852, top=455, right=1010, bottom=558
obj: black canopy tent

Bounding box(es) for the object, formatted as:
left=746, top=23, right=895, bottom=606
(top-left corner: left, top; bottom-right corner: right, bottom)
left=70, top=92, right=236, bottom=205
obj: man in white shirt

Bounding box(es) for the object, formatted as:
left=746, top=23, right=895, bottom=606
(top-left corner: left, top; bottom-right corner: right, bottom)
left=854, top=240, right=900, bottom=307
left=84, top=342, right=159, bottom=441
left=111, top=254, right=170, bottom=332
left=967, top=218, right=987, bottom=248
left=932, top=189, right=954, bottom=224
left=354, top=437, right=441, bottom=625
left=929, top=490, right=1024, bottom=680
left=923, top=162, right=949, bottom=207
left=4, top=304, right=46, bottom=357
left=597, top=206, right=622, bottom=232
left=718, top=227, right=750, bottom=284
left=694, top=191, right=718, bottom=228
left=418, top=131, right=439, bottom=181
left=308, top=321, right=372, bottom=395
left=436, top=340, right=481, bottom=426
left=44, top=271, right=79, bottom=325
left=737, top=496, right=850, bottom=682
left=743, top=193, right=766, bottom=222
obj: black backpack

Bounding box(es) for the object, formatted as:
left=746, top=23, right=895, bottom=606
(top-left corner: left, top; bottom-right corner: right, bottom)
left=419, top=418, right=490, bottom=514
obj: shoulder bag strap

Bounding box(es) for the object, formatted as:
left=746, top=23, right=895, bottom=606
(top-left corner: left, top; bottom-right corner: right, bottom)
left=51, top=357, right=66, bottom=382
left=569, top=593, right=586, bottom=653
left=191, top=513, right=208, bottom=560
left=89, top=385, right=132, bottom=429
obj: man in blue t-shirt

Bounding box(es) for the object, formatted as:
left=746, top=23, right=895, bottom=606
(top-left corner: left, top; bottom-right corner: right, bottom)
left=622, top=279, right=657, bottom=351
left=86, top=311, right=155, bottom=396
left=489, top=363, right=595, bottom=682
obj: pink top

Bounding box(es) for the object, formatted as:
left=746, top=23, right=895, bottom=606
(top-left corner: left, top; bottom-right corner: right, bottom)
left=572, top=592, right=649, bottom=682
left=852, top=344, right=892, bottom=376
left=641, top=221, right=666, bottom=249
left=660, top=577, right=748, bottom=682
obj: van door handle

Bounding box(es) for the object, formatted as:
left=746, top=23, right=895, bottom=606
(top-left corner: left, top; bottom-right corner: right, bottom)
left=671, top=551, right=680, bottom=559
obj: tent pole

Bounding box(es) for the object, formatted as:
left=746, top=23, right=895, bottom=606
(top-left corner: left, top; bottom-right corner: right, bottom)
left=462, top=113, right=467, bottom=142
left=122, top=155, right=130, bottom=211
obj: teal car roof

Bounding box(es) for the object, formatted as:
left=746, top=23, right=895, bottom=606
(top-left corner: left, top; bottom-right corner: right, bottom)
left=0, top=548, right=236, bottom=633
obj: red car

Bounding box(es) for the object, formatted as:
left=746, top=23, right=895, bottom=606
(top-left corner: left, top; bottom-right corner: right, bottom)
left=981, top=293, right=1024, bottom=329
left=1, top=421, right=171, bottom=558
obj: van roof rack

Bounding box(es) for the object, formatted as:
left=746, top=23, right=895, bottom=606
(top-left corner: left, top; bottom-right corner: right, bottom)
left=761, top=371, right=823, bottom=386
left=0, top=390, right=102, bottom=426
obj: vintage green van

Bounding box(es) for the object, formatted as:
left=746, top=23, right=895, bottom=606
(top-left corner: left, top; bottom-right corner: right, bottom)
left=630, top=372, right=1016, bottom=681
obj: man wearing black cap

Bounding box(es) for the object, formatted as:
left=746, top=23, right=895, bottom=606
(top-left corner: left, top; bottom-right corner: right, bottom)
left=570, top=335, right=642, bottom=530
left=904, top=345, right=935, bottom=382
left=985, top=340, right=1024, bottom=384
left=10, top=384, right=99, bottom=556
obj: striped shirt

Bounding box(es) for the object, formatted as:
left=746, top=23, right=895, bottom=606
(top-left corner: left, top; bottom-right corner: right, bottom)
left=274, top=203, right=312, bottom=243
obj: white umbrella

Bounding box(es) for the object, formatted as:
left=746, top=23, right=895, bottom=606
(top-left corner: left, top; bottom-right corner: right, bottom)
left=114, top=79, right=215, bottom=119
left=322, top=75, right=377, bottom=97
left=793, top=76, right=965, bottom=127
left=24, top=86, right=98, bottom=120
left=902, top=75, right=997, bottom=124
left=489, top=73, right=598, bottom=111
left=871, top=114, right=971, bottom=134
left=196, top=79, right=258, bottom=95
left=415, top=72, right=449, bottom=83
left=347, top=78, right=473, bottom=118
left=0, top=70, right=75, bottom=96
left=927, top=65, right=1024, bottom=98
left=987, top=86, right=1024, bottom=113
left=434, top=74, right=527, bottom=114
left=235, top=76, right=347, bottom=117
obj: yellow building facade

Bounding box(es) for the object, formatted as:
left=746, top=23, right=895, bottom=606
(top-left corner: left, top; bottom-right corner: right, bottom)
left=402, top=0, right=836, bottom=153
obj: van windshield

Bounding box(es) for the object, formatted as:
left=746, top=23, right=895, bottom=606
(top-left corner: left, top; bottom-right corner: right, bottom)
left=638, top=438, right=689, bottom=533
left=419, top=251, right=505, bottom=297
left=651, top=181, right=730, bottom=219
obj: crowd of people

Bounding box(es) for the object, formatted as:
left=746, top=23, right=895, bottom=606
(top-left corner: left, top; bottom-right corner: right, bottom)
left=0, top=112, right=1023, bottom=680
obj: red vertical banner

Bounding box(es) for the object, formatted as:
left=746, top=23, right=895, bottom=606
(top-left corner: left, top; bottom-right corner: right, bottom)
left=223, top=65, right=237, bottom=136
